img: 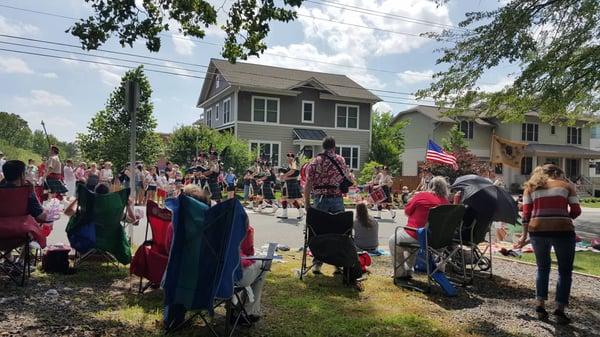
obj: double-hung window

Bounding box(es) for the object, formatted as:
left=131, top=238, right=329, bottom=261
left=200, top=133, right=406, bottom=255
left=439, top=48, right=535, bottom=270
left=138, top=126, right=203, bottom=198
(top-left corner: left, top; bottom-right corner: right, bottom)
left=567, top=127, right=582, bottom=145
left=335, top=145, right=359, bottom=170
left=521, top=157, right=533, bottom=175
left=205, top=108, right=212, bottom=128
left=250, top=141, right=280, bottom=167
left=302, top=101, right=314, bottom=123
left=521, top=123, right=539, bottom=141
left=223, top=98, right=231, bottom=124
left=459, top=120, right=474, bottom=139
left=252, top=97, right=279, bottom=123
left=336, top=104, right=359, bottom=129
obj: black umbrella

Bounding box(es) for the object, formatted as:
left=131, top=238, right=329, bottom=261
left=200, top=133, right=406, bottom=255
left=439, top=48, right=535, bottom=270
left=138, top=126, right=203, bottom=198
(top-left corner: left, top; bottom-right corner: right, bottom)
left=451, top=175, right=518, bottom=224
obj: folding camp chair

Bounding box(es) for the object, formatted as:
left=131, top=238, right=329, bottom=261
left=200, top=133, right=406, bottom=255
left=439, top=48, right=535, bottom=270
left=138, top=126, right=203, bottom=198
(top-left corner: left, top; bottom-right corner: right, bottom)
left=300, top=207, right=363, bottom=286
left=131, top=200, right=172, bottom=293
left=450, top=218, right=493, bottom=284
left=66, top=184, right=132, bottom=267
left=163, top=197, right=248, bottom=337
left=0, top=186, right=45, bottom=286
left=393, top=205, right=466, bottom=292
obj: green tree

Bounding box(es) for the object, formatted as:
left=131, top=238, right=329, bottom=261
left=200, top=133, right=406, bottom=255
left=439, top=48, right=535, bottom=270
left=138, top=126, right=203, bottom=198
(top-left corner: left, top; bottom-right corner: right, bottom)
left=358, top=161, right=383, bottom=185
left=0, top=112, right=32, bottom=149
left=77, top=66, right=163, bottom=169
left=166, top=125, right=253, bottom=174
left=69, top=0, right=304, bottom=62
left=31, top=130, right=80, bottom=160
left=419, top=0, right=600, bottom=122
left=369, top=110, right=406, bottom=174
left=440, top=124, right=468, bottom=152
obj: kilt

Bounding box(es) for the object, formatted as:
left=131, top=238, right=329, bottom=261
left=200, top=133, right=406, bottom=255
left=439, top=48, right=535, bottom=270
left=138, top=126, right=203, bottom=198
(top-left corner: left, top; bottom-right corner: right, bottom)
left=45, top=174, right=68, bottom=194
left=382, top=185, right=392, bottom=203
left=209, top=182, right=222, bottom=200
left=283, top=179, right=302, bottom=199
left=226, top=185, right=236, bottom=192
left=261, top=183, right=275, bottom=200
left=250, top=180, right=259, bottom=195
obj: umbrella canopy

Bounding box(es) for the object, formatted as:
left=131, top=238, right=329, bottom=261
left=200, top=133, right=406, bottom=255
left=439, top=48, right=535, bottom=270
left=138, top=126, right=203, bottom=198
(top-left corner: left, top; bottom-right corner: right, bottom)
left=451, top=175, right=518, bottom=224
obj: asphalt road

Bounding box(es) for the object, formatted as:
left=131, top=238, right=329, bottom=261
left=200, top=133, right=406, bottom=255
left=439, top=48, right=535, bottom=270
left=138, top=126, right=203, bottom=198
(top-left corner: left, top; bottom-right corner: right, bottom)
left=47, top=205, right=600, bottom=249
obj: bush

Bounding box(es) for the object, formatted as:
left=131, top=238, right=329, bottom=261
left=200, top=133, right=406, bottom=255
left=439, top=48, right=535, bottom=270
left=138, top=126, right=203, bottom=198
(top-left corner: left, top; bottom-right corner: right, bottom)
left=357, top=161, right=383, bottom=185
left=0, top=139, right=42, bottom=163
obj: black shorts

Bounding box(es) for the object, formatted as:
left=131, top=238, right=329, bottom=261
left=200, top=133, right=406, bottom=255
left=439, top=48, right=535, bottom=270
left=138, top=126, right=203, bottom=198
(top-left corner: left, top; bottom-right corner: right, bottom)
left=382, top=185, right=392, bottom=203
left=147, top=185, right=157, bottom=191
left=209, top=182, right=222, bottom=200
left=226, top=185, right=235, bottom=192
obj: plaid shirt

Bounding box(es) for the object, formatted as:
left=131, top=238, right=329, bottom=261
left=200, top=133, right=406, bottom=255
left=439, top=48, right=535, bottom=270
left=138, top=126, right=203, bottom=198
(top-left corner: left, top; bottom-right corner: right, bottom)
left=306, top=149, right=349, bottom=197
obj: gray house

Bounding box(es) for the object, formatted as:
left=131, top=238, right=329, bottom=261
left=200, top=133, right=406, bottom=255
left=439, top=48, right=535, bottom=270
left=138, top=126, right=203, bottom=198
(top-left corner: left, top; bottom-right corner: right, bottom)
left=196, top=59, right=381, bottom=169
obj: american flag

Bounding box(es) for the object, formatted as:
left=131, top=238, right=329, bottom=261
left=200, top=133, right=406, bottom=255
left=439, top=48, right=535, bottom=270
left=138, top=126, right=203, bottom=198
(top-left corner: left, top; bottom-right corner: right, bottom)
left=426, top=139, right=458, bottom=170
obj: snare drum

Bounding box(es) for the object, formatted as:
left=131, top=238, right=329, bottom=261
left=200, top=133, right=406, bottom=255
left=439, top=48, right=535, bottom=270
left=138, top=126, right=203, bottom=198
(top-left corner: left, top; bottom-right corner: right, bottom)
left=369, top=187, right=386, bottom=204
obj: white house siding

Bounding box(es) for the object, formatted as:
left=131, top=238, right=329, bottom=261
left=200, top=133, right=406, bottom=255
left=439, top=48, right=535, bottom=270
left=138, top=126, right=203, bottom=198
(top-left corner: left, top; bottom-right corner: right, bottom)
left=236, top=122, right=370, bottom=169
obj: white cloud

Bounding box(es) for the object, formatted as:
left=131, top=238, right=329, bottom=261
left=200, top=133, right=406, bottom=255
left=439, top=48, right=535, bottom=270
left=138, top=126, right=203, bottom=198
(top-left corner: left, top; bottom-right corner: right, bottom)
left=373, top=102, right=393, bottom=113
left=0, top=57, right=34, bottom=74
left=171, top=34, right=195, bottom=55
left=478, top=76, right=514, bottom=92
left=396, top=70, right=434, bottom=85
left=15, top=90, right=72, bottom=107
left=88, top=59, right=124, bottom=87
left=164, top=61, right=192, bottom=77
left=42, top=72, right=58, bottom=79
left=0, top=15, right=39, bottom=36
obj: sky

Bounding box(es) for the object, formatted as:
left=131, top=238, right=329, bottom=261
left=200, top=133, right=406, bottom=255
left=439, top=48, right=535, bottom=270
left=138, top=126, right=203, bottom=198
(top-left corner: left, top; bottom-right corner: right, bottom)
left=0, top=0, right=512, bottom=142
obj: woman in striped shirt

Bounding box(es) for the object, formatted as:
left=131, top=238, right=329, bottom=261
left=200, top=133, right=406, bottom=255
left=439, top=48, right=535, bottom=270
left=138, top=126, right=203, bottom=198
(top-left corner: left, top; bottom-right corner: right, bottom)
left=515, top=164, right=581, bottom=325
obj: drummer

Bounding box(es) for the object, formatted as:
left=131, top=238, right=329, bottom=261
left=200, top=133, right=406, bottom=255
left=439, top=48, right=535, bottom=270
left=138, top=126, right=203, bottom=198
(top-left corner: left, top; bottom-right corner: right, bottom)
left=376, top=166, right=396, bottom=219
left=277, top=152, right=304, bottom=220
left=45, top=145, right=68, bottom=199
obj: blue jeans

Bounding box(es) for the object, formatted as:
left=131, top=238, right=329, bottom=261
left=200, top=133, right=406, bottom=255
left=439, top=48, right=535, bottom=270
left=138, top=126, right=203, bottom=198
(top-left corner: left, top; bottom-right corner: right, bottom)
left=530, top=234, right=576, bottom=305
left=313, top=196, right=345, bottom=213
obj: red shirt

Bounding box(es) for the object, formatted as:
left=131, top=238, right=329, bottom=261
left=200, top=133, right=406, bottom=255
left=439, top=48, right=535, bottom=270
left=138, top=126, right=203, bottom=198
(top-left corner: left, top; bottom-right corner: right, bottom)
left=404, top=192, right=449, bottom=239
left=305, top=150, right=349, bottom=197
left=240, top=225, right=255, bottom=268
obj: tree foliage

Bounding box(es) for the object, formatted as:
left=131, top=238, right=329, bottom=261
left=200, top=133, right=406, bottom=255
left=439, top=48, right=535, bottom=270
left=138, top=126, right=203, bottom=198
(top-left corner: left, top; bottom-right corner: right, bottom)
left=369, top=110, right=406, bottom=174
left=419, top=125, right=489, bottom=182
left=166, top=125, right=253, bottom=174
left=0, top=112, right=32, bottom=149
left=419, top=0, right=600, bottom=123
left=77, top=66, right=163, bottom=169
left=357, top=161, right=383, bottom=185
left=69, top=0, right=304, bottom=62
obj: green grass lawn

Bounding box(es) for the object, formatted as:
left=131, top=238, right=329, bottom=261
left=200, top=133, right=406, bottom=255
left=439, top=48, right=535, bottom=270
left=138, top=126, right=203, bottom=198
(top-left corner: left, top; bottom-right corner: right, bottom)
left=33, top=254, right=479, bottom=337
left=508, top=251, right=600, bottom=276
left=580, top=202, right=600, bottom=208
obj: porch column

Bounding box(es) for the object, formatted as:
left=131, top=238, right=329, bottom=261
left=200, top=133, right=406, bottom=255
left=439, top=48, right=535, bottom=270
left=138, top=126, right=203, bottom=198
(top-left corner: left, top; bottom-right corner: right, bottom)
left=532, top=155, right=538, bottom=169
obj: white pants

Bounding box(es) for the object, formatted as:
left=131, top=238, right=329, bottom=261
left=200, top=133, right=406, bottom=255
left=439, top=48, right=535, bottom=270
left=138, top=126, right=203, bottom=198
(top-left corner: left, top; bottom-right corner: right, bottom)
left=388, top=229, right=419, bottom=277
left=65, top=179, right=76, bottom=198
left=238, top=262, right=268, bottom=316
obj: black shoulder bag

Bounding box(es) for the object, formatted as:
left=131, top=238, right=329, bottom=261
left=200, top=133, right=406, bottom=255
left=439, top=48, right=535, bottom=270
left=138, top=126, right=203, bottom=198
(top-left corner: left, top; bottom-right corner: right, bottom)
left=321, top=153, right=353, bottom=194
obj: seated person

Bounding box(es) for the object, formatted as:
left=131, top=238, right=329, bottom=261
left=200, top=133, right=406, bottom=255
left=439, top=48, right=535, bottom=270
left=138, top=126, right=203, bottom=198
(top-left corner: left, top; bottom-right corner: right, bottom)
left=353, top=202, right=379, bottom=253
left=0, top=160, right=48, bottom=223
left=388, top=176, right=449, bottom=280
left=400, top=186, right=411, bottom=206
left=181, top=184, right=209, bottom=205
left=64, top=182, right=139, bottom=224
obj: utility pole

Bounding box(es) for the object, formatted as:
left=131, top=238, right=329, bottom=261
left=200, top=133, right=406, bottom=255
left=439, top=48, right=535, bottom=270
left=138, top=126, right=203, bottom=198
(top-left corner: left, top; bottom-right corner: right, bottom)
left=125, top=80, right=140, bottom=244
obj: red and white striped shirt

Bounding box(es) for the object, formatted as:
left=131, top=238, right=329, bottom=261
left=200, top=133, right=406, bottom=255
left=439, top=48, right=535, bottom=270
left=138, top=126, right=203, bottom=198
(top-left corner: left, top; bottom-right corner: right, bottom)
left=522, top=179, right=581, bottom=234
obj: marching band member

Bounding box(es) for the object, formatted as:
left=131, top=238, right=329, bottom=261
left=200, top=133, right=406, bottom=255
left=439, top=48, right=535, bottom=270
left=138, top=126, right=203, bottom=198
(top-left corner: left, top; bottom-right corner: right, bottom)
left=207, top=150, right=222, bottom=203
left=376, top=166, right=396, bottom=219
left=45, top=145, right=68, bottom=199
left=248, top=159, right=262, bottom=210
left=257, top=162, right=278, bottom=214
left=277, top=153, right=304, bottom=220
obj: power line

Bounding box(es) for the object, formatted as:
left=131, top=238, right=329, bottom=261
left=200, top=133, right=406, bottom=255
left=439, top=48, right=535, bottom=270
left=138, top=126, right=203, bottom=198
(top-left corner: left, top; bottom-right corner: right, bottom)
left=305, top=0, right=464, bottom=31
left=0, top=47, right=428, bottom=106
left=0, top=3, right=443, bottom=79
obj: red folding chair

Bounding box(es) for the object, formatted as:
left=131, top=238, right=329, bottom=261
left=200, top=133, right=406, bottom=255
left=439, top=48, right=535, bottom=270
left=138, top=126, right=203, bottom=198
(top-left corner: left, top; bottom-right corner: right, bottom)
left=0, top=186, right=45, bottom=286
left=130, top=199, right=172, bottom=293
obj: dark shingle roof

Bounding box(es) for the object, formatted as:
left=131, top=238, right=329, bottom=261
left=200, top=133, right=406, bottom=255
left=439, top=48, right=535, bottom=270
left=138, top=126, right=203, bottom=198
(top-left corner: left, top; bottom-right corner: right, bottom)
left=211, top=59, right=381, bottom=102
left=293, top=128, right=328, bottom=141
left=526, top=144, right=600, bottom=158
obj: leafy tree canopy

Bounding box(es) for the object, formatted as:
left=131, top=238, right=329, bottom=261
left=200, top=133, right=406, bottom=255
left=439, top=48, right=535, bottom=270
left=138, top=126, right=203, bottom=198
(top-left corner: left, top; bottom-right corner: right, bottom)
left=357, top=161, right=383, bottom=186
left=0, top=112, right=32, bottom=149
left=31, top=130, right=78, bottom=160
left=369, top=110, right=407, bottom=174
left=419, top=0, right=600, bottom=123
left=77, top=66, right=163, bottom=169
left=70, top=0, right=304, bottom=62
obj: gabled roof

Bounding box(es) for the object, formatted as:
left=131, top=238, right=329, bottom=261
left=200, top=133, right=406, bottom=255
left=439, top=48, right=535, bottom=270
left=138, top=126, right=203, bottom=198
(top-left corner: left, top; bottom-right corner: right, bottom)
left=198, top=59, right=381, bottom=104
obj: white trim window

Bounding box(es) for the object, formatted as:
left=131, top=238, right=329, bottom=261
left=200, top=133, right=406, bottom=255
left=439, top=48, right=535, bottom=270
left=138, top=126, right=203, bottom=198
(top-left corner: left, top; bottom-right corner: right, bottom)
left=521, top=157, right=533, bottom=175
left=205, top=108, right=212, bottom=128
left=252, top=96, right=279, bottom=123
left=335, top=145, right=360, bottom=170
left=215, top=103, right=220, bottom=120
left=223, top=98, right=231, bottom=124
left=302, top=100, right=314, bottom=123
left=521, top=123, right=539, bottom=141
left=335, top=104, right=359, bottom=129
left=567, top=127, right=582, bottom=145
left=459, top=120, right=474, bottom=139
left=249, top=141, right=280, bottom=166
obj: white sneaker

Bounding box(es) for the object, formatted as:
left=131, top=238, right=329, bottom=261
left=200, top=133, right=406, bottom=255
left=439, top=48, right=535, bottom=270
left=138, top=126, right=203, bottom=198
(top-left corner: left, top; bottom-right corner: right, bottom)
left=277, top=208, right=288, bottom=219
left=297, top=208, right=305, bottom=220
left=312, top=264, right=322, bottom=274
left=391, top=210, right=397, bottom=219
left=374, top=211, right=382, bottom=219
